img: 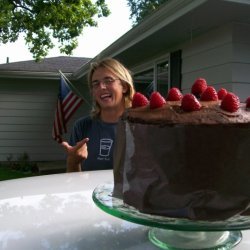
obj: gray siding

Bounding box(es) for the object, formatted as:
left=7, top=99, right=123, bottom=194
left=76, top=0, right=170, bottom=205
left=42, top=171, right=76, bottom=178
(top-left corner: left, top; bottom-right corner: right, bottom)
left=0, top=78, right=90, bottom=162
left=181, top=23, right=250, bottom=101
left=232, top=23, right=250, bottom=100
left=182, top=24, right=233, bottom=93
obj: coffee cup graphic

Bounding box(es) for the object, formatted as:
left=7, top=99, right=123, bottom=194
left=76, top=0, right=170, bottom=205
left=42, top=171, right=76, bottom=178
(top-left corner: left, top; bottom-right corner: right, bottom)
left=99, top=138, right=113, bottom=156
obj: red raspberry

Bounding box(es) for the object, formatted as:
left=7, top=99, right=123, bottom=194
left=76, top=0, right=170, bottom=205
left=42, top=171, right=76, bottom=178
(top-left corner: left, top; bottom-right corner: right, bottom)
left=181, top=94, right=201, bottom=112
left=217, top=88, right=228, bottom=100
left=166, top=87, right=183, bottom=101
left=220, top=92, right=240, bottom=112
left=150, top=91, right=166, bottom=109
left=132, top=92, right=149, bottom=108
left=200, top=86, right=218, bottom=101
left=246, top=96, right=250, bottom=109
left=191, top=78, right=207, bottom=98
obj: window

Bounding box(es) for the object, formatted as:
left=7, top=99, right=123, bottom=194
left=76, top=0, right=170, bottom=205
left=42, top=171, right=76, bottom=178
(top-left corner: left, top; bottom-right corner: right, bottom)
left=156, top=60, right=169, bottom=96
left=133, top=50, right=182, bottom=98
left=133, top=57, right=169, bottom=98
left=133, top=68, right=154, bottom=99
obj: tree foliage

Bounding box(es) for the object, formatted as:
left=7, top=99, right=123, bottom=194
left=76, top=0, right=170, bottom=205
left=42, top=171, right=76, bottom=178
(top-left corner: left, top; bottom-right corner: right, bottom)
left=0, top=0, right=110, bottom=61
left=127, top=0, right=169, bottom=26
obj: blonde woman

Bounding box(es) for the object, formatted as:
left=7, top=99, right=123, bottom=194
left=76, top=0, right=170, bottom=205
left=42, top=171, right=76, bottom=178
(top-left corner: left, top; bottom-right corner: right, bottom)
left=62, top=58, right=135, bottom=172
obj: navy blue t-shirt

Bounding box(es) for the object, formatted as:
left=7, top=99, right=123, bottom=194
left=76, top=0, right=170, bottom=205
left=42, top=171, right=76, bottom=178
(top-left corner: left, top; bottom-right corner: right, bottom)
left=69, top=116, right=117, bottom=171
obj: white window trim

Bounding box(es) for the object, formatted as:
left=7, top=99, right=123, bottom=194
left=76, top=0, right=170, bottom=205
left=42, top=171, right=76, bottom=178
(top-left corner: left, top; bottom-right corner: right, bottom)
left=132, top=53, right=170, bottom=92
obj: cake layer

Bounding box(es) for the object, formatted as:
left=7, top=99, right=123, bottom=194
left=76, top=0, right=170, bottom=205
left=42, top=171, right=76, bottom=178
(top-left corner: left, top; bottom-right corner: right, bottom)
left=113, top=103, right=250, bottom=221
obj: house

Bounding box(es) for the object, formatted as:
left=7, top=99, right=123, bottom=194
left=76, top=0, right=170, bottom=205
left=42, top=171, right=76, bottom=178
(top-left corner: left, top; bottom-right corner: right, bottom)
left=73, top=0, right=250, bottom=100
left=0, top=57, right=91, bottom=162
left=1, top=0, right=250, bottom=163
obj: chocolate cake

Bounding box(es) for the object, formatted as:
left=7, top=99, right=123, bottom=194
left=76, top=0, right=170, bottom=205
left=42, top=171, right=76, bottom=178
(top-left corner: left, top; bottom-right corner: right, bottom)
left=113, top=92, right=250, bottom=221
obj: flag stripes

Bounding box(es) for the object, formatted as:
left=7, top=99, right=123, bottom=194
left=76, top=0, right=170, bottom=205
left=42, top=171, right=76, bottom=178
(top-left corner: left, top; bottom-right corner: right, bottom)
left=52, top=74, right=83, bottom=143
left=63, top=92, right=83, bottom=122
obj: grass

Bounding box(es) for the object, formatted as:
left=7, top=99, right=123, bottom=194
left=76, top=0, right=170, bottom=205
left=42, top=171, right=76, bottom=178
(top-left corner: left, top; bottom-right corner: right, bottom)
left=0, top=152, right=66, bottom=181
left=0, top=163, right=39, bottom=181
left=0, top=161, right=66, bottom=181
left=0, top=166, right=37, bottom=181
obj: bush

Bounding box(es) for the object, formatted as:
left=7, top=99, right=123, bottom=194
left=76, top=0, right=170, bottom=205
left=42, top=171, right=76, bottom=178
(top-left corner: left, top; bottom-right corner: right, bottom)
left=4, top=152, right=38, bottom=174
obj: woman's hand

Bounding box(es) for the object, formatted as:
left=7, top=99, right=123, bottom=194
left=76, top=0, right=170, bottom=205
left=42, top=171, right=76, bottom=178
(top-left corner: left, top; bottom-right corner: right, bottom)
left=61, top=138, right=89, bottom=172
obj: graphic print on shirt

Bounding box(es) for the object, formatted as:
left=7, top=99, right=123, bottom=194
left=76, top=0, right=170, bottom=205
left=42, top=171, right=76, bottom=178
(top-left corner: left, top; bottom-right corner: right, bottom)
left=97, top=138, right=113, bottom=160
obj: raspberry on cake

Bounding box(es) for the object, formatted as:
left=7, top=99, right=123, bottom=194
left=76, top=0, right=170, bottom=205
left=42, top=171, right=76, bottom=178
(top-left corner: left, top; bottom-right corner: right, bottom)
left=181, top=93, right=201, bottom=112
left=220, top=92, right=240, bottom=112
left=246, top=96, right=250, bottom=109
left=191, top=78, right=207, bottom=98
left=217, top=88, right=228, bottom=100
left=166, top=87, right=183, bottom=101
left=132, top=92, right=149, bottom=108
left=200, top=86, right=218, bottom=101
left=150, top=91, right=166, bottom=109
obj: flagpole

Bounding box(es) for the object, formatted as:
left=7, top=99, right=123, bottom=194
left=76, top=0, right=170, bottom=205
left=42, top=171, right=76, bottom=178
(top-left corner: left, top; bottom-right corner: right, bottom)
left=59, top=70, right=92, bottom=108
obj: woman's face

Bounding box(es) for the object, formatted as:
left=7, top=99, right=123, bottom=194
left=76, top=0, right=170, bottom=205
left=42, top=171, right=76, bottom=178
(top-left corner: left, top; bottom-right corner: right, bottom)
left=91, top=67, right=127, bottom=111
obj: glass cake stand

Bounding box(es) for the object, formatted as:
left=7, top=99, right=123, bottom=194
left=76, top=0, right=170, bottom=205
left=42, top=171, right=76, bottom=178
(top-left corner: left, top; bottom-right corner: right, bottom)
left=92, top=183, right=250, bottom=250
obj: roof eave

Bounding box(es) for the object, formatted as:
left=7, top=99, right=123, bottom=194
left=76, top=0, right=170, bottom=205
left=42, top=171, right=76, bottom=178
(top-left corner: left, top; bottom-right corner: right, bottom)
left=0, top=71, right=72, bottom=80
left=72, top=0, right=207, bottom=80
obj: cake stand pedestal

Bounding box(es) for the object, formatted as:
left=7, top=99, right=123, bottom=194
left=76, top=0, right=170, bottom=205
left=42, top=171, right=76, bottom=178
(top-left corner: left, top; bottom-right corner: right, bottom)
left=148, top=229, right=241, bottom=249
left=92, top=184, right=250, bottom=250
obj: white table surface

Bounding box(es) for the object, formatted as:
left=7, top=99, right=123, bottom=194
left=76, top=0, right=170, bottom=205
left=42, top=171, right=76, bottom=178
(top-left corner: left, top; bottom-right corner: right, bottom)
left=0, top=170, right=249, bottom=250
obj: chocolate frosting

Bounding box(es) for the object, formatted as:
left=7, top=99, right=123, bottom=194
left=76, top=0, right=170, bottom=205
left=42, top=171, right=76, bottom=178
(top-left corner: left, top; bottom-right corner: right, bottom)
left=125, top=101, right=250, bottom=125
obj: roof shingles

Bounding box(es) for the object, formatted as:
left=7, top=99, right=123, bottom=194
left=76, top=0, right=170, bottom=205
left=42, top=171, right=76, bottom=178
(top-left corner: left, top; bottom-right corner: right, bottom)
left=0, top=56, right=91, bottom=73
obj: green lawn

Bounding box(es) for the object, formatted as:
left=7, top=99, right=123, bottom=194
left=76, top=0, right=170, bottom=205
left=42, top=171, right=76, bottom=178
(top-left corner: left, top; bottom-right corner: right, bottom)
left=0, top=165, right=39, bottom=181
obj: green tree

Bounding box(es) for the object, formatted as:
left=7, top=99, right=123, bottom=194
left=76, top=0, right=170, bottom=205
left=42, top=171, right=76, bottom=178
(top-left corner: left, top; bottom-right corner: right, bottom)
left=127, top=0, right=169, bottom=26
left=0, top=0, right=110, bottom=61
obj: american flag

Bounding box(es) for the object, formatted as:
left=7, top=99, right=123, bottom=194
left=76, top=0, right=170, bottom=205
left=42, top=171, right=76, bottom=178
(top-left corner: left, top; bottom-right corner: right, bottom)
left=52, top=74, right=83, bottom=143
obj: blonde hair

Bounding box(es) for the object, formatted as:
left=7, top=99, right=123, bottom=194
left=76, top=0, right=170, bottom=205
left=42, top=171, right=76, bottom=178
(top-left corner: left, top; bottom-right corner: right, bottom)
left=88, top=57, right=135, bottom=117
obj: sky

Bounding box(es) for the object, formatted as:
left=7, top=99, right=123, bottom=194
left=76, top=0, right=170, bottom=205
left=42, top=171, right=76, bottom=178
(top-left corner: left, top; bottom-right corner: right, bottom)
left=0, top=0, right=133, bottom=64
